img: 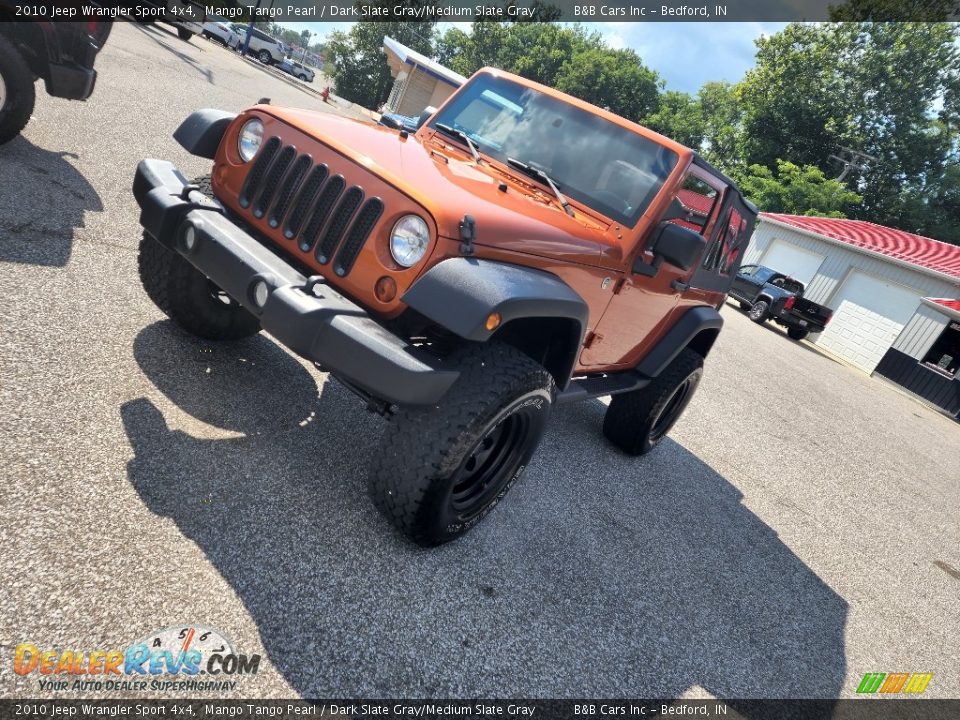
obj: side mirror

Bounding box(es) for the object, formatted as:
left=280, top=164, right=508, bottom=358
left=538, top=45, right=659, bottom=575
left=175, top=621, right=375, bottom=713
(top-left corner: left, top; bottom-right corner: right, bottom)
left=633, top=222, right=706, bottom=276
left=416, top=106, right=438, bottom=129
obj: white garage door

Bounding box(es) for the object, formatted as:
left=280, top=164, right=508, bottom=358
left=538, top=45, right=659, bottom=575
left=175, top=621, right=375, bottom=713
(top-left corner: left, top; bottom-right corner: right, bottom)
left=817, top=271, right=921, bottom=373
left=760, top=239, right=826, bottom=285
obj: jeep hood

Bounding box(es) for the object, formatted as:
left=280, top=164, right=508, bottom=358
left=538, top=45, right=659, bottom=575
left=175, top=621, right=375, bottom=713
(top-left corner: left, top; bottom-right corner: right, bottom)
left=262, top=107, right=624, bottom=268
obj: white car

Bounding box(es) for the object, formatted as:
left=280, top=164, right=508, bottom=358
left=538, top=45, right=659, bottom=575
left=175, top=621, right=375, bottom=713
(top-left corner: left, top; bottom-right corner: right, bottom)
left=233, top=27, right=285, bottom=65
left=202, top=20, right=239, bottom=48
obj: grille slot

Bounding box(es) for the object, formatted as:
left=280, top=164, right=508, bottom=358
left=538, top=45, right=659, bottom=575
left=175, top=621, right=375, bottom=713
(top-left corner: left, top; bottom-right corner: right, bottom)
left=238, top=136, right=281, bottom=208
left=253, top=145, right=296, bottom=219
left=316, top=187, right=364, bottom=265
left=333, top=199, right=384, bottom=277
left=268, top=154, right=312, bottom=229
left=283, top=164, right=328, bottom=239
left=298, top=175, right=345, bottom=252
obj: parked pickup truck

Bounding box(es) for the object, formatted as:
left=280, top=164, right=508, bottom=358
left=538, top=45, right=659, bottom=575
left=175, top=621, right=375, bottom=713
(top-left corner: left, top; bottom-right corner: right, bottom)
left=729, top=264, right=833, bottom=340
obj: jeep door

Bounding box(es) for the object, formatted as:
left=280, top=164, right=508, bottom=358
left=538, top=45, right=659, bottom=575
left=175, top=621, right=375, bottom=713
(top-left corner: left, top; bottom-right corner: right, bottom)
left=579, top=169, right=725, bottom=368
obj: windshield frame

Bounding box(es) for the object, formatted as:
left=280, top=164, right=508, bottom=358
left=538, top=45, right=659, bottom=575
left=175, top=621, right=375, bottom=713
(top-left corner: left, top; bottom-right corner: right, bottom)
left=428, top=72, right=679, bottom=228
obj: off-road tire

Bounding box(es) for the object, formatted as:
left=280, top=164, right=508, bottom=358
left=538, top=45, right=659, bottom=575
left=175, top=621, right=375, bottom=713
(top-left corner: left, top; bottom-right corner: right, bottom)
left=602, top=348, right=704, bottom=456
left=137, top=176, right=260, bottom=341
left=748, top=299, right=770, bottom=323
left=177, top=28, right=193, bottom=42
left=369, top=342, right=555, bottom=547
left=0, top=35, right=36, bottom=146
left=788, top=327, right=809, bottom=341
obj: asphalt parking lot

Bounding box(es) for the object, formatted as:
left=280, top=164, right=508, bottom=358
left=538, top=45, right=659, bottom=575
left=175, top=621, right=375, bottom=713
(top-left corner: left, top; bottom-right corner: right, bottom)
left=1, top=22, right=959, bottom=703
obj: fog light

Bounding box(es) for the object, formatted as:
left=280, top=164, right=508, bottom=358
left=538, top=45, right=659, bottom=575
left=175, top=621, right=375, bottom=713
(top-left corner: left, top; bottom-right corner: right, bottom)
left=182, top=225, right=197, bottom=251
left=486, top=312, right=501, bottom=331
left=252, top=280, right=269, bottom=308
left=374, top=276, right=397, bottom=303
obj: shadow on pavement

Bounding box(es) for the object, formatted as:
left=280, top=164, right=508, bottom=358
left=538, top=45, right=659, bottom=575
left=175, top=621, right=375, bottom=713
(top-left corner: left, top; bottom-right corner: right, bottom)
left=122, top=321, right=847, bottom=705
left=130, top=22, right=213, bottom=84
left=0, top=136, right=103, bottom=266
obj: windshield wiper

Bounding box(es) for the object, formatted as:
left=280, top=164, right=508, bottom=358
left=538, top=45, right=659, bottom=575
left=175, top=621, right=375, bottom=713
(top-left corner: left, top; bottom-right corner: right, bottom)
left=435, top=123, right=482, bottom=164
left=506, top=157, right=574, bottom=217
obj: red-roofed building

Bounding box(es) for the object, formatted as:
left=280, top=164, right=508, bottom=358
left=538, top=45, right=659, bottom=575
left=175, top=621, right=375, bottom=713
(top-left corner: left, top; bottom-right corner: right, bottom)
left=744, top=214, right=960, bottom=418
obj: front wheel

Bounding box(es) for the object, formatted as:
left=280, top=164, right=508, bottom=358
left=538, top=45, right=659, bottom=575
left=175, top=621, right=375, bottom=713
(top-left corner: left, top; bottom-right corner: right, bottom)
left=138, top=231, right=261, bottom=341
left=748, top=300, right=770, bottom=323
left=602, top=348, right=704, bottom=456
left=0, top=34, right=36, bottom=145
left=788, top=327, right=809, bottom=341
left=258, top=50, right=272, bottom=64
left=369, top=343, right=555, bottom=546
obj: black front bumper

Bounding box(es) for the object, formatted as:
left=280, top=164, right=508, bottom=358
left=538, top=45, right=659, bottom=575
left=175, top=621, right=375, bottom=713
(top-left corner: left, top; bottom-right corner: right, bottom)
left=133, top=159, right=459, bottom=406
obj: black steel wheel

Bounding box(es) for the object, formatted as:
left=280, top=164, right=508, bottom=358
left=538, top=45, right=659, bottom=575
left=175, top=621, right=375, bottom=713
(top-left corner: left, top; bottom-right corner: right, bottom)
left=603, top=348, right=704, bottom=456
left=369, top=342, right=554, bottom=546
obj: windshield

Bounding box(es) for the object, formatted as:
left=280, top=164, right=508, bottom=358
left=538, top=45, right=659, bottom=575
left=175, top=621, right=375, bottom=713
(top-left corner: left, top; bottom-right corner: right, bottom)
left=430, top=74, right=678, bottom=226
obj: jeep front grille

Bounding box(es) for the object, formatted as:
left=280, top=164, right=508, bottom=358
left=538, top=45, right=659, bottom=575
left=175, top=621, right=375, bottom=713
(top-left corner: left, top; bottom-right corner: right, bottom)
left=239, top=136, right=383, bottom=277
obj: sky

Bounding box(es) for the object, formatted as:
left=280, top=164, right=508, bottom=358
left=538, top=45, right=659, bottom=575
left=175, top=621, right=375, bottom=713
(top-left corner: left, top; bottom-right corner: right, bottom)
left=277, top=21, right=788, bottom=94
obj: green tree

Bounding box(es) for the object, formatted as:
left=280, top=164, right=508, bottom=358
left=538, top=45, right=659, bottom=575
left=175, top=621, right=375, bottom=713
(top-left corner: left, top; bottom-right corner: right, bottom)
left=554, top=47, right=660, bottom=120
left=643, top=90, right=705, bottom=149
left=325, top=20, right=437, bottom=109
left=739, top=160, right=863, bottom=217
left=737, top=22, right=960, bottom=242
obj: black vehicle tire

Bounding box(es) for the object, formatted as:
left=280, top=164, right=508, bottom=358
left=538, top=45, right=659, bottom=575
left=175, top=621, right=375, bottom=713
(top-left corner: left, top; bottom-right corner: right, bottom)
left=369, top=342, right=555, bottom=547
left=137, top=176, right=260, bottom=341
left=739, top=301, right=751, bottom=311
left=177, top=27, right=193, bottom=42
left=0, top=35, right=36, bottom=146
left=602, top=348, right=704, bottom=456
left=139, top=231, right=261, bottom=341
left=748, top=299, right=770, bottom=323
left=788, top=327, right=809, bottom=341
left=258, top=50, right=272, bottom=64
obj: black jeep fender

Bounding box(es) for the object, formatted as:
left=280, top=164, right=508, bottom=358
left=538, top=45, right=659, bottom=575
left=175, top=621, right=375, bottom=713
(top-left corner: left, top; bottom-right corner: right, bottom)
left=402, top=258, right=589, bottom=389
left=173, top=109, right=237, bottom=159
left=635, top=306, right=724, bottom=378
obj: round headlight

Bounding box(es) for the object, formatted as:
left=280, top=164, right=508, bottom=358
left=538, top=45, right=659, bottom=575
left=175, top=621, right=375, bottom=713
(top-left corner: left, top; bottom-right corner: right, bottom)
left=238, top=118, right=264, bottom=162
left=389, top=215, right=430, bottom=267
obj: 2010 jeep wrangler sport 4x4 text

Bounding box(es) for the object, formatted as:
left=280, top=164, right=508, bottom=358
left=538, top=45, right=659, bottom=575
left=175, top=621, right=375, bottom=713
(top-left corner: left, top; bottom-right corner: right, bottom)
left=133, top=68, right=757, bottom=546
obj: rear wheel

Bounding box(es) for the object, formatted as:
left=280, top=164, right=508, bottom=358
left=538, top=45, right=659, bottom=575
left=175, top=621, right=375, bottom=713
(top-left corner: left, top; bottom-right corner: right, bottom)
left=748, top=300, right=770, bottom=323
left=0, top=34, right=36, bottom=145
left=369, top=343, right=554, bottom=546
left=258, top=49, right=272, bottom=64
left=788, top=327, right=809, bottom=341
left=603, top=348, right=704, bottom=456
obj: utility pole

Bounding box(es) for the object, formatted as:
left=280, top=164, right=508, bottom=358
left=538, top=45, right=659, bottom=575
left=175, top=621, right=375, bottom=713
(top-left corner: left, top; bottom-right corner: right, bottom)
left=829, top=146, right=877, bottom=182
left=301, top=30, right=314, bottom=64
left=240, top=0, right=276, bottom=58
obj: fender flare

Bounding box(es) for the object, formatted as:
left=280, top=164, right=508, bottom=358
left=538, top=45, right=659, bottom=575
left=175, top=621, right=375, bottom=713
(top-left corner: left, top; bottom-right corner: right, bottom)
left=402, top=258, right=589, bottom=386
left=173, top=109, right=237, bottom=160
left=635, top=306, right=724, bottom=378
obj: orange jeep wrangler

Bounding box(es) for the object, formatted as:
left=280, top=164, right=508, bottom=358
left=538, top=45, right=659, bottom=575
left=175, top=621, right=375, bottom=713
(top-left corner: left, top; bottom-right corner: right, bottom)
left=133, top=68, right=756, bottom=546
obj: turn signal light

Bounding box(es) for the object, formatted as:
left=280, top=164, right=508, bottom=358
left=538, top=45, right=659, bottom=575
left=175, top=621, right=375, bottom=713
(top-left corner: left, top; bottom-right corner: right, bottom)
left=374, top=276, right=397, bottom=303
left=486, top=312, right=502, bottom=331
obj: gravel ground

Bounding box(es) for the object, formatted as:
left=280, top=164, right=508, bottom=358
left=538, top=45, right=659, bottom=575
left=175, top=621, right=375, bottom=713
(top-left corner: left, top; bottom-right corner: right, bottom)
left=1, top=23, right=958, bottom=704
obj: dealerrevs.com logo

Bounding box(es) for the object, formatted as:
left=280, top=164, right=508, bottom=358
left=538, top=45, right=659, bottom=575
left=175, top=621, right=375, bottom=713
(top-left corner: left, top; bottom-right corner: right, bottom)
left=13, top=625, right=261, bottom=692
